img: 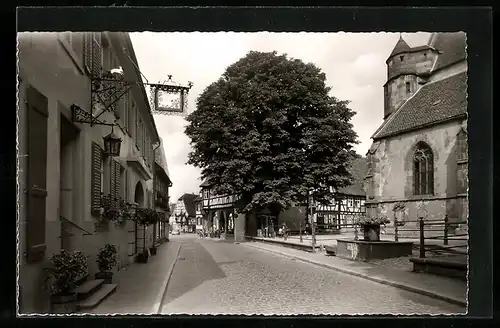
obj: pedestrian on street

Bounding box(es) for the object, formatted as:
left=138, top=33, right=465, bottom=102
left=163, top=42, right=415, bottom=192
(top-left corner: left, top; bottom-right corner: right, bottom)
left=282, top=223, right=288, bottom=241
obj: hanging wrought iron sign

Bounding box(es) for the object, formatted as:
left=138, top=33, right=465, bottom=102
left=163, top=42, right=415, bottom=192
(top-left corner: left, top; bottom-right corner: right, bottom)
left=149, top=75, right=194, bottom=116
left=71, top=60, right=194, bottom=127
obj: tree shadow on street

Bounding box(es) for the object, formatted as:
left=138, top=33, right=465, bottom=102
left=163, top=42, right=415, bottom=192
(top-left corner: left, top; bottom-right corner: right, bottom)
left=161, top=241, right=227, bottom=307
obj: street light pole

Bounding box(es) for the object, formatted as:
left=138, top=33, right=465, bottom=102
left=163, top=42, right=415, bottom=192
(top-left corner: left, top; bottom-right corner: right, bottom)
left=309, top=190, right=316, bottom=253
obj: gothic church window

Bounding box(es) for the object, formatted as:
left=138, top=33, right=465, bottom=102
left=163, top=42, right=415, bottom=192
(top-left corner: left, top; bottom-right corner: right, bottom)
left=413, top=142, right=434, bottom=196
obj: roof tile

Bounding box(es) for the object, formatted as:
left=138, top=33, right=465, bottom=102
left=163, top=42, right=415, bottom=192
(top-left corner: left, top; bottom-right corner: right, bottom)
left=429, top=32, right=467, bottom=72
left=338, top=157, right=368, bottom=196
left=373, top=71, right=467, bottom=139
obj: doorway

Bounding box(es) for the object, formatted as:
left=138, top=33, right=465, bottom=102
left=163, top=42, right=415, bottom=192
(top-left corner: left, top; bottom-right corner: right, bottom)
left=59, top=114, right=79, bottom=251
left=133, top=181, right=145, bottom=256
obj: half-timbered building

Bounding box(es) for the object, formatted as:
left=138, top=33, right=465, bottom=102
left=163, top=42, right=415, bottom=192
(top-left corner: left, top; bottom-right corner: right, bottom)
left=200, top=179, right=240, bottom=241
left=199, top=156, right=368, bottom=240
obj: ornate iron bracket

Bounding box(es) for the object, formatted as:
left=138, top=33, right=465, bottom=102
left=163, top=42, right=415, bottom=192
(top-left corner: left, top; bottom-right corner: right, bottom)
left=71, top=104, right=115, bottom=127
left=91, top=71, right=133, bottom=117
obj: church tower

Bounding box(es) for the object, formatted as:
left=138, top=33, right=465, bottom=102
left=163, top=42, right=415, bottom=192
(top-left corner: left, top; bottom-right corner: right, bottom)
left=383, top=34, right=438, bottom=119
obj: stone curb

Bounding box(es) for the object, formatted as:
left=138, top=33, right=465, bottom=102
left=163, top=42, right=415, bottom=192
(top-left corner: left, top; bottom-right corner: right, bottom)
left=152, top=243, right=181, bottom=314
left=243, top=242, right=467, bottom=307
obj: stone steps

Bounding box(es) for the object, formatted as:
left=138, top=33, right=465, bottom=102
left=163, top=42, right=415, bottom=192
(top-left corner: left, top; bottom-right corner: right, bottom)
left=77, top=284, right=118, bottom=310
left=71, top=278, right=118, bottom=312
left=72, top=279, right=105, bottom=300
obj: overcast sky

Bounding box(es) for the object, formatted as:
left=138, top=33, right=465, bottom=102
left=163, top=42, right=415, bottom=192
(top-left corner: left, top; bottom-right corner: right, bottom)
left=130, top=32, right=430, bottom=201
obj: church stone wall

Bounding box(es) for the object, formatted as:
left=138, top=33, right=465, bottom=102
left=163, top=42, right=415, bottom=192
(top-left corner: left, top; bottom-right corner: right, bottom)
left=367, top=120, right=468, bottom=223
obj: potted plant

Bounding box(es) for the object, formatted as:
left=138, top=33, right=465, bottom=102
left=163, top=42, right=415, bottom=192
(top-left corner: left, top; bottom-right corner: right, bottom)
left=95, top=244, right=118, bottom=284
left=356, top=215, right=390, bottom=241
left=45, top=250, right=88, bottom=314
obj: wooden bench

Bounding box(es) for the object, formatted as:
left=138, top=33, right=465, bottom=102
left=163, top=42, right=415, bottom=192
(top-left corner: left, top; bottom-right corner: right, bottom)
left=409, top=257, right=467, bottom=280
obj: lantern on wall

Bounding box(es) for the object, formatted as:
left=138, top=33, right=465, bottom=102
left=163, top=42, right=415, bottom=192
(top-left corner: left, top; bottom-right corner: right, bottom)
left=103, top=126, right=122, bottom=157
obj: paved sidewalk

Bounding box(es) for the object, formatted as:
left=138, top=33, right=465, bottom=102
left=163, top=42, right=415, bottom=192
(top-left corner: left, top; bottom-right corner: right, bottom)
left=242, top=241, right=467, bottom=307
left=84, top=241, right=181, bottom=315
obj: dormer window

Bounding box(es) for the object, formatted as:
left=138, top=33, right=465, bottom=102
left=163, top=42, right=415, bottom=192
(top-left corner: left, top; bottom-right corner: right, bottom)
left=406, top=82, right=411, bottom=93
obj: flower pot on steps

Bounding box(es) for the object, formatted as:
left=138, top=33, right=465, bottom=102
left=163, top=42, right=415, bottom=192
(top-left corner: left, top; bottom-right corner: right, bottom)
left=50, top=292, right=78, bottom=314
left=95, top=271, right=114, bottom=284
left=137, top=252, right=149, bottom=263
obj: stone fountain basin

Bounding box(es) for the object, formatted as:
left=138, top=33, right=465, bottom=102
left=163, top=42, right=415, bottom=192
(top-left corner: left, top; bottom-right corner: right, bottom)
left=336, top=239, right=414, bottom=261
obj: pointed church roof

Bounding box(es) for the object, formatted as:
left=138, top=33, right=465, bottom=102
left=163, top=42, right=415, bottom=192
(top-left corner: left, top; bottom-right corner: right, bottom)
left=428, top=32, right=467, bottom=72
left=388, top=35, right=411, bottom=59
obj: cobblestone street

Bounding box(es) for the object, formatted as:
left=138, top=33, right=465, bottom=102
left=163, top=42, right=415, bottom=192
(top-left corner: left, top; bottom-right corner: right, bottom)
left=160, top=234, right=465, bottom=315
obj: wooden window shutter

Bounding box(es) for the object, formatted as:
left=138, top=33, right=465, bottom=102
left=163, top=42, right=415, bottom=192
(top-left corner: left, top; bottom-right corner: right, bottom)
left=26, top=86, right=48, bottom=263
left=109, top=159, right=117, bottom=207
left=123, top=168, right=128, bottom=201
left=123, top=92, right=129, bottom=130
left=91, top=33, right=102, bottom=78
left=114, top=160, right=121, bottom=205
left=128, top=98, right=134, bottom=136
left=91, top=142, right=103, bottom=216
left=83, top=32, right=92, bottom=75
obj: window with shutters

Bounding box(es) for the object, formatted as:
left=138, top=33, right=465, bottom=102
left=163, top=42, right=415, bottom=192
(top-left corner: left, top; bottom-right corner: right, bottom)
left=26, top=85, right=49, bottom=263
left=136, top=118, right=142, bottom=150
left=142, top=124, right=146, bottom=156
left=102, top=41, right=110, bottom=71
left=91, top=33, right=103, bottom=78
left=83, top=33, right=91, bottom=75
left=109, top=159, right=116, bottom=207
left=128, top=98, right=135, bottom=137
left=121, top=167, right=127, bottom=201
left=113, top=160, right=122, bottom=206
left=83, top=32, right=103, bottom=78
left=144, top=133, right=149, bottom=163
left=121, top=91, right=130, bottom=131
left=91, top=142, right=104, bottom=216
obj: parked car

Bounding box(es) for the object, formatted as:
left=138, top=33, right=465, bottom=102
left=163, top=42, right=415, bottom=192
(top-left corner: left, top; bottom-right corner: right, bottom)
left=171, top=229, right=180, bottom=235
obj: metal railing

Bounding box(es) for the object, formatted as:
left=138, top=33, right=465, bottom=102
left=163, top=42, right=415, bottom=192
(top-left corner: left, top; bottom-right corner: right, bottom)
left=59, top=216, right=94, bottom=236
left=415, top=216, right=468, bottom=258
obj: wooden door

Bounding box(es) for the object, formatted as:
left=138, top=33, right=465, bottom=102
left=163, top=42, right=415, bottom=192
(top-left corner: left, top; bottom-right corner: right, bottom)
left=26, top=86, right=48, bottom=263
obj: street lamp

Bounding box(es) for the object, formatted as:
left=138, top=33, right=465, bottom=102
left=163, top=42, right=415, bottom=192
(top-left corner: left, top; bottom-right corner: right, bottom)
left=103, top=125, right=122, bottom=157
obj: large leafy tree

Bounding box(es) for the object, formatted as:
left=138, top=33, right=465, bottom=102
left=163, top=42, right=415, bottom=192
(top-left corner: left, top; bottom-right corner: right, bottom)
left=185, top=51, right=359, bottom=217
